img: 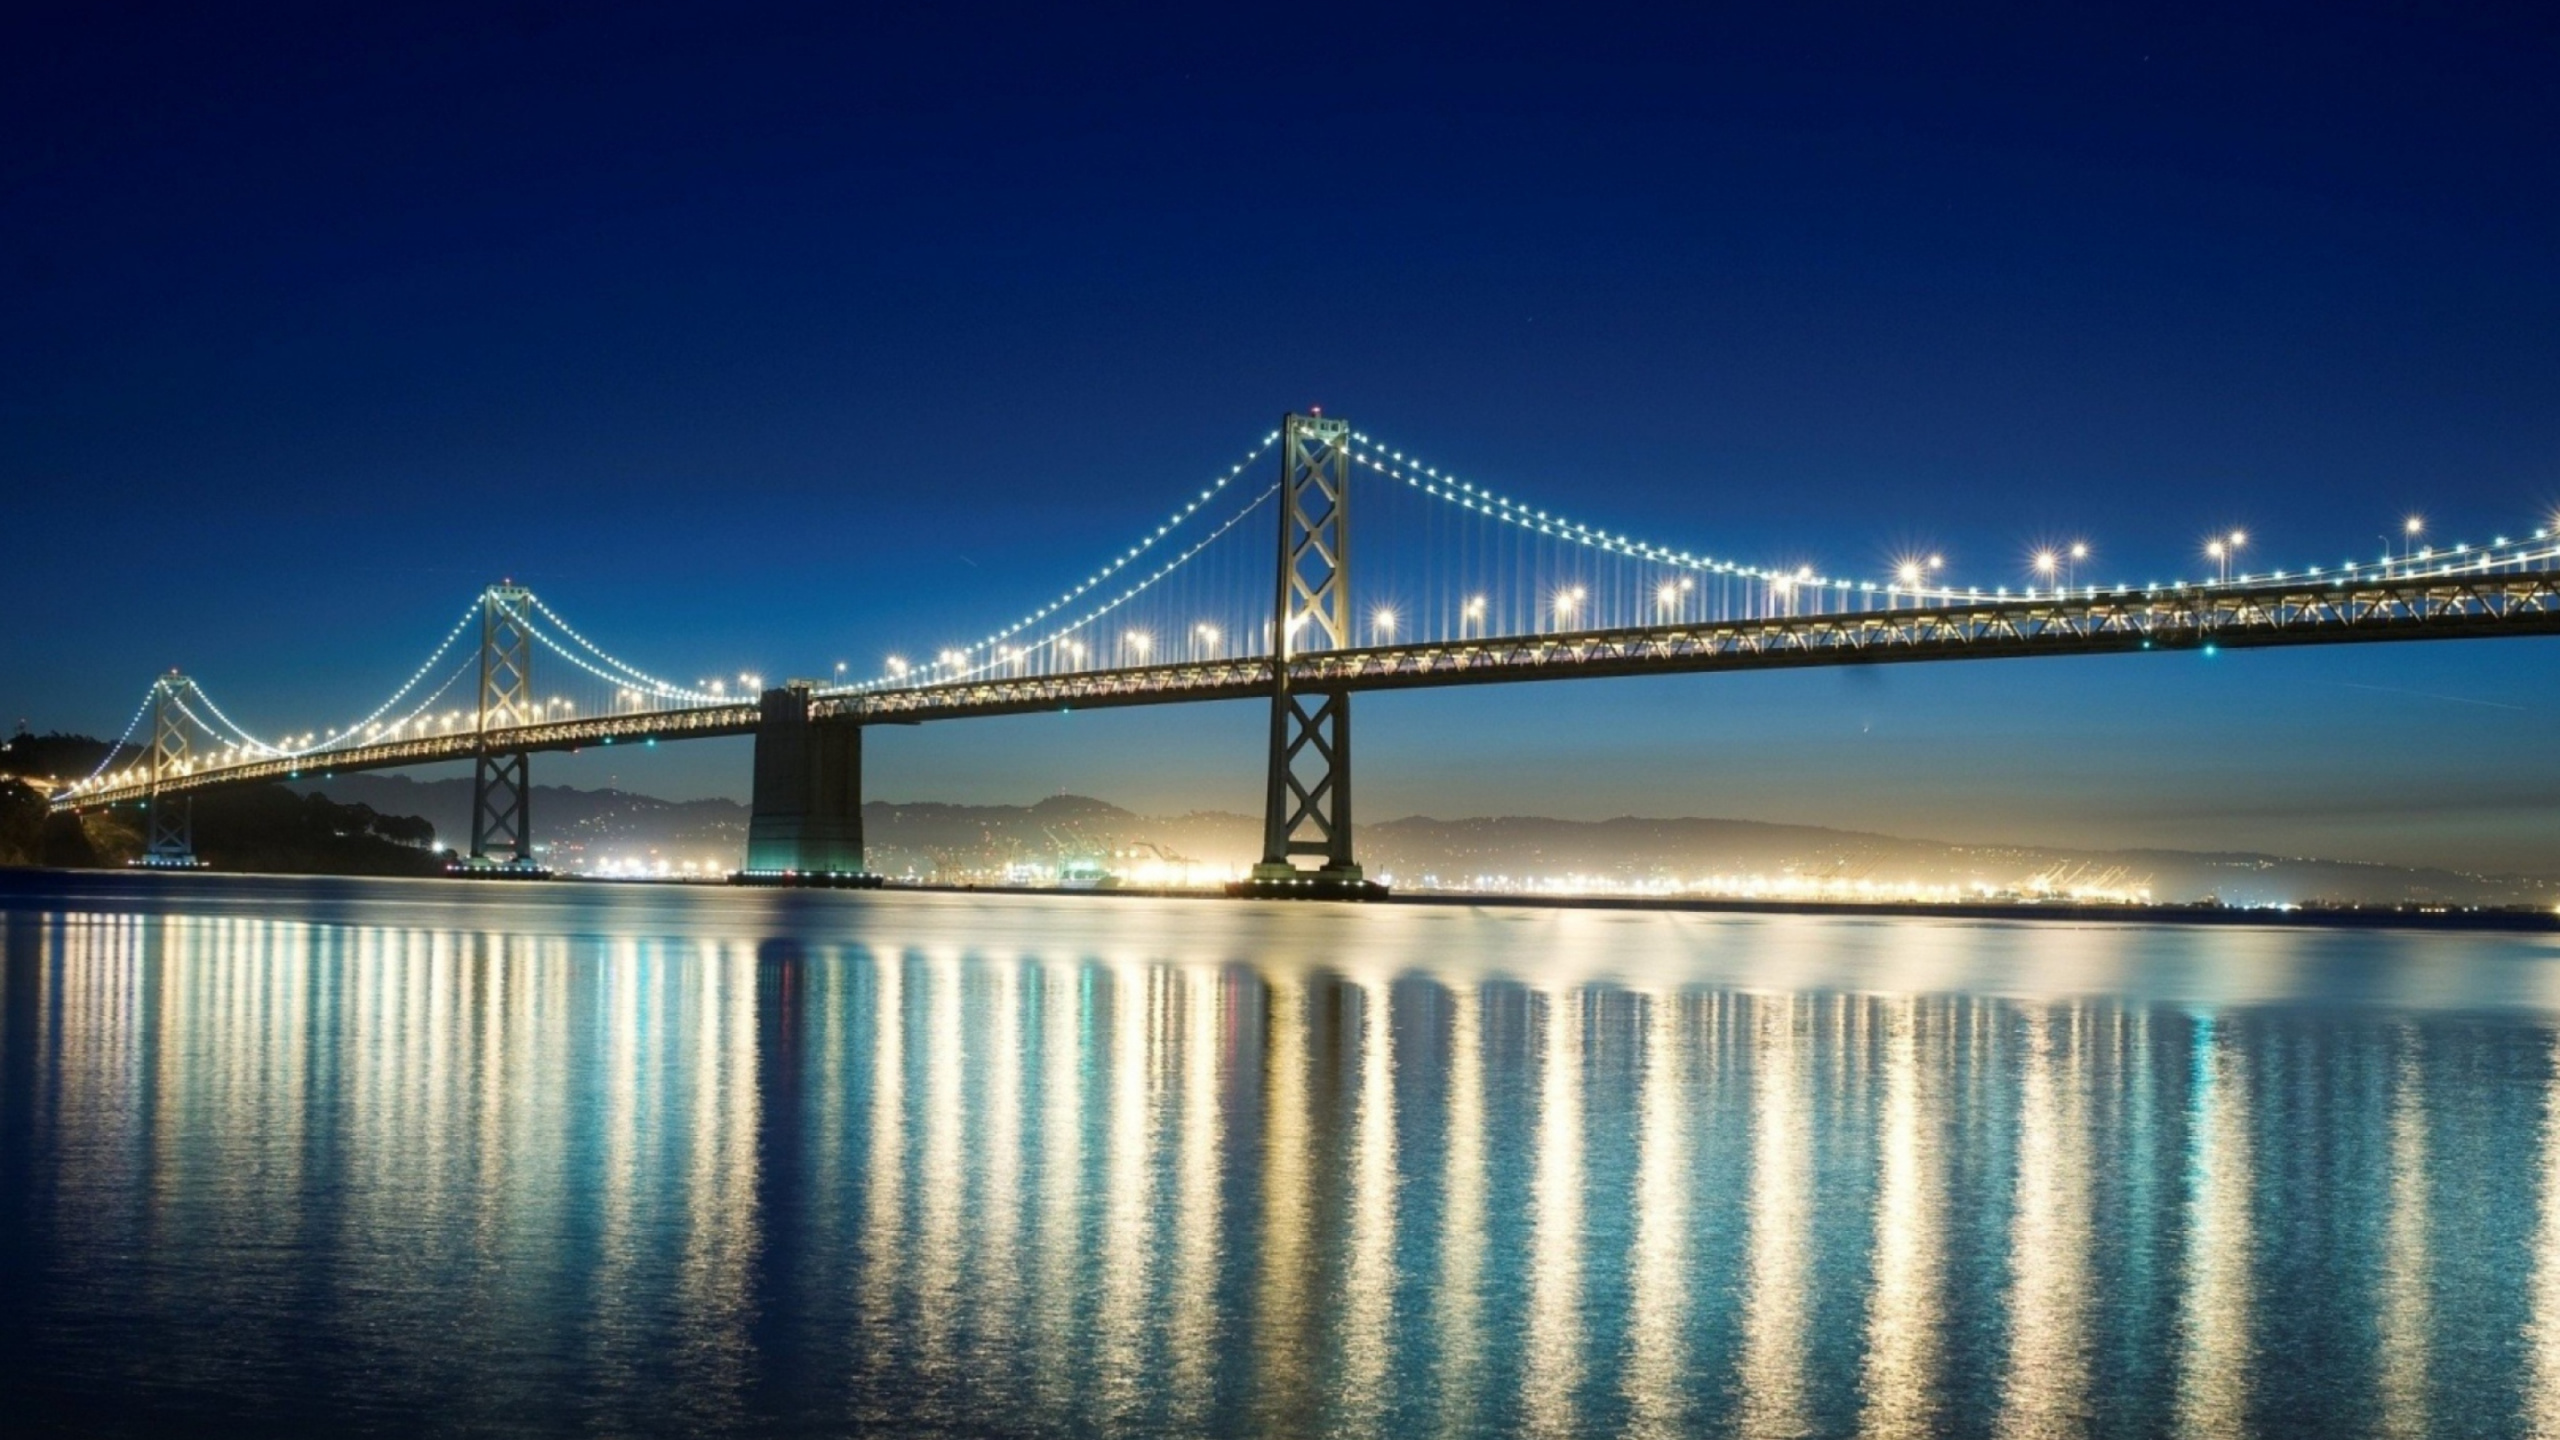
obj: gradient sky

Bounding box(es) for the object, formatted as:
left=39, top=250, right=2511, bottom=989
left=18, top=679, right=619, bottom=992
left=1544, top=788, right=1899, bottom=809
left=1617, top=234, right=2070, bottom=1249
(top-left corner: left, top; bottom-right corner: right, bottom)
left=6, top=4, right=2556, bottom=871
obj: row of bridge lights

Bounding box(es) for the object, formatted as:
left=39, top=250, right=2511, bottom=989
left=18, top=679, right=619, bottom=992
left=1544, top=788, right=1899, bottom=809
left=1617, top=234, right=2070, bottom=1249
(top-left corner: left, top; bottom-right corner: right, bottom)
left=846, top=512, right=2520, bottom=687
left=1905, top=516, right=2431, bottom=596
left=351, top=698, right=589, bottom=741
left=207, top=700, right=602, bottom=755
left=52, top=507, right=2553, bottom=793
left=863, top=567, right=2019, bottom=679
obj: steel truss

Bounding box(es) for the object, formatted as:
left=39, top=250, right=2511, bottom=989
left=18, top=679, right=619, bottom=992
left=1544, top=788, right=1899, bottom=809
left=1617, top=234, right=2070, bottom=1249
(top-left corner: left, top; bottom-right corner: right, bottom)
left=1255, top=412, right=1362, bottom=882
left=143, top=674, right=197, bottom=864
left=1293, top=573, right=2560, bottom=691
left=470, top=585, right=537, bottom=863
left=59, top=573, right=2560, bottom=814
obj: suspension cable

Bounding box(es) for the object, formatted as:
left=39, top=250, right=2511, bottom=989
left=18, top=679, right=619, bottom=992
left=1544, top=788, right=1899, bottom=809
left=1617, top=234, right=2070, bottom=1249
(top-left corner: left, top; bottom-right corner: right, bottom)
left=182, top=682, right=285, bottom=755
left=852, top=431, right=1280, bottom=686
left=506, top=612, right=727, bottom=705
left=516, top=592, right=711, bottom=698
left=77, top=685, right=160, bottom=784
left=305, top=601, right=484, bottom=751
left=854, top=478, right=1281, bottom=688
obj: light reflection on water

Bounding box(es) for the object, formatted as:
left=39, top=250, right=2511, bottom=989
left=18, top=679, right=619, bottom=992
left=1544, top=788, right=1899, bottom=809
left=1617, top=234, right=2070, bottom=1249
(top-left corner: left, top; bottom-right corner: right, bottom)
left=7, top=875, right=2560, bottom=1437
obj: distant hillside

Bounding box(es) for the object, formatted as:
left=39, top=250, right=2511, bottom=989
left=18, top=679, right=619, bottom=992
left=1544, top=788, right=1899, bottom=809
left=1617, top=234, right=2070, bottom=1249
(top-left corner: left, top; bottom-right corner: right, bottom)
left=295, top=774, right=750, bottom=866
left=297, top=775, right=1230, bottom=877
left=302, top=774, right=2560, bottom=906
left=3, top=731, right=443, bottom=874
left=0, top=732, right=121, bottom=866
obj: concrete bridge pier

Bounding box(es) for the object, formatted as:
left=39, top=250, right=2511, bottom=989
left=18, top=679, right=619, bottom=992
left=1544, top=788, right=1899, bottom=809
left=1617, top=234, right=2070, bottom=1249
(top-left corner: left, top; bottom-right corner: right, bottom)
left=734, top=684, right=879, bottom=887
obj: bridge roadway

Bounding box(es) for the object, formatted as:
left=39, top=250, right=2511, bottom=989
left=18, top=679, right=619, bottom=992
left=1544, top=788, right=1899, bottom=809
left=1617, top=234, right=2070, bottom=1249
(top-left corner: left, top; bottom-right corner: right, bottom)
left=59, top=568, right=2560, bottom=811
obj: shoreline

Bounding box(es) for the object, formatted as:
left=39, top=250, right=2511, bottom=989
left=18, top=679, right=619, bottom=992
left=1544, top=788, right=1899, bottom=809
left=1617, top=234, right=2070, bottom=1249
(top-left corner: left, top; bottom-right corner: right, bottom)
left=870, top=880, right=2560, bottom=932
left=7, top=866, right=2558, bottom=933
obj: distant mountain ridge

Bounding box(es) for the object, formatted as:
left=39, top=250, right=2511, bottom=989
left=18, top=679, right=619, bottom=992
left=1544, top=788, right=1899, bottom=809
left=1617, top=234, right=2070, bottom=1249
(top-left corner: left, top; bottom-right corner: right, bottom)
left=299, top=773, right=2560, bottom=907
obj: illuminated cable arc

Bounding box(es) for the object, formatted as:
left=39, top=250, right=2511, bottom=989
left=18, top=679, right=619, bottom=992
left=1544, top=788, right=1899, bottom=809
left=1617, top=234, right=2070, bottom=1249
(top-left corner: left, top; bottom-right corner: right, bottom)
left=853, top=432, right=1280, bottom=685
left=181, top=682, right=284, bottom=756
left=856, top=478, right=1280, bottom=688
left=496, top=597, right=725, bottom=704
left=78, top=686, right=160, bottom=784
left=305, top=602, right=485, bottom=753
left=517, top=593, right=708, bottom=698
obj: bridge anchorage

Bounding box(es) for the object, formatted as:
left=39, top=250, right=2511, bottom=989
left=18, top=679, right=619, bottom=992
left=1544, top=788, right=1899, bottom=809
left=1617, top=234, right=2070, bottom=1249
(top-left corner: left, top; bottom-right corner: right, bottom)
left=731, top=682, right=879, bottom=888
left=1232, top=411, right=1384, bottom=900
left=451, top=584, right=548, bottom=878
left=132, top=673, right=206, bottom=869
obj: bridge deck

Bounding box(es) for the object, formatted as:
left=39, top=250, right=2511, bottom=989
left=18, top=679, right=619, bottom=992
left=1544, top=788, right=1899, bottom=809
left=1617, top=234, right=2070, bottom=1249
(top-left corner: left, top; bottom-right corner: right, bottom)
left=57, top=571, right=2560, bottom=810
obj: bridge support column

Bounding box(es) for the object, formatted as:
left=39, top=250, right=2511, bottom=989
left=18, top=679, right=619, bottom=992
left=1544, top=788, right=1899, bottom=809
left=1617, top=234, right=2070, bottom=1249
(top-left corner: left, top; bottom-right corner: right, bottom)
left=734, top=684, right=878, bottom=887
left=136, top=673, right=202, bottom=869
left=1234, top=411, right=1384, bottom=900
left=461, top=583, right=543, bottom=875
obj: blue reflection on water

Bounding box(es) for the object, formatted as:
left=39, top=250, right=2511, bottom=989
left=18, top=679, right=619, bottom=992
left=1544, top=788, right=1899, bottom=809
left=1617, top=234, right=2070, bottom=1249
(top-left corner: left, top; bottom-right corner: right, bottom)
left=4, top=871, right=2560, bottom=1437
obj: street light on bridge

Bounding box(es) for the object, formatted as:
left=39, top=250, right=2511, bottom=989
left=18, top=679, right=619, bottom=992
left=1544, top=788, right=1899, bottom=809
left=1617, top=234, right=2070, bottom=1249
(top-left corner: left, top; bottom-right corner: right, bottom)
left=2206, top=530, right=2246, bottom=584
left=1897, top=555, right=1946, bottom=602
left=1372, top=607, right=1397, bottom=641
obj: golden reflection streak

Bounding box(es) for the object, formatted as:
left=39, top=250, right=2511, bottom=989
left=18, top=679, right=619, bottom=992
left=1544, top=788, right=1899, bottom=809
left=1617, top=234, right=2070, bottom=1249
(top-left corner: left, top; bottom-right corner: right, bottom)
left=592, top=941, right=642, bottom=1369
left=1096, top=962, right=1156, bottom=1425
left=52, top=919, right=129, bottom=1206
left=2527, top=1033, right=2560, bottom=1440
left=806, top=950, right=848, bottom=1320
left=859, top=953, right=906, bottom=1376
left=2377, top=1029, right=2430, bottom=1440
left=1995, top=1008, right=2094, bottom=1440
left=1435, top=983, right=1487, bottom=1440
left=1522, top=984, right=1586, bottom=1438
left=426, top=928, right=455, bottom=1230
left=1168, top=966, right=1223, bottom=1428
left=915, top=951, right=966, bottom=1374
left=1340, top=975, right=1399, bottom=1430
left=676, top=946, right=761, bottom=1417
left=473, top=937, right=509, bottom=1253
left=975, top=959, right=1024, bottom=1379
left=1034, top=960, right=1084, bottom=1417
left=1859, top=996, right=1944, bottom=1440
left=1738, top=995, right=1810, bottom=1440
left=2176, top=1017, right=2254, bottom=1440
left=1625, top=989, right=1691, bottom=1439
left=1256, top=974, right=1315, bottom=1429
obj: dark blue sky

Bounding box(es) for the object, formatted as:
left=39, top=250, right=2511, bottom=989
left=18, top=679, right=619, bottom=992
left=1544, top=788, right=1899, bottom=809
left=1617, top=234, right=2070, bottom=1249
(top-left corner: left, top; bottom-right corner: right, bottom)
left=6, top=4, right=2556, bottom=870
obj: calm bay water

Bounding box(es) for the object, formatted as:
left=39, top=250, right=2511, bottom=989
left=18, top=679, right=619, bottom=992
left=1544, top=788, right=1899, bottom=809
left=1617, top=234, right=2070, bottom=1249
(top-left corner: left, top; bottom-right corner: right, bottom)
left=5, top=874, right=2560, bottom=1437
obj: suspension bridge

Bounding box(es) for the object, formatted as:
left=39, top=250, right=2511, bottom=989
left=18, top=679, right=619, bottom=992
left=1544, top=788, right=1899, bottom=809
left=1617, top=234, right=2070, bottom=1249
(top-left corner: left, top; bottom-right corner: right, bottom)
left=50, top=413, right=2560, bottom=895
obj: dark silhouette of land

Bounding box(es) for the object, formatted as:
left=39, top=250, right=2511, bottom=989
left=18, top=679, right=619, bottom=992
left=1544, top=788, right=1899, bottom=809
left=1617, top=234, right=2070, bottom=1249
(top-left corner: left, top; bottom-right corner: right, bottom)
left=1, top=732, right=446, bottom=875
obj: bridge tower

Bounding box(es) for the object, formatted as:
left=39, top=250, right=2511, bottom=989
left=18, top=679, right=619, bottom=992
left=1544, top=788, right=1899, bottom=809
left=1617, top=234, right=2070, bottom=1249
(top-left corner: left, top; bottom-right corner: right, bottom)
left=734, top=683, right=878, bottom=887
left=467, top=583, right=539, bottom=869
left=139, top=672, right=202, bottom=867
left=1240, top=411, right=1382, bottom=897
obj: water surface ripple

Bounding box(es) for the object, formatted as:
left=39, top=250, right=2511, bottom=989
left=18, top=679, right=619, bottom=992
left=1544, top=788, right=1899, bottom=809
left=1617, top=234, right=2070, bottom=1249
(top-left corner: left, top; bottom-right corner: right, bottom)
left=5, top=873, right=2560, bottom=1437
